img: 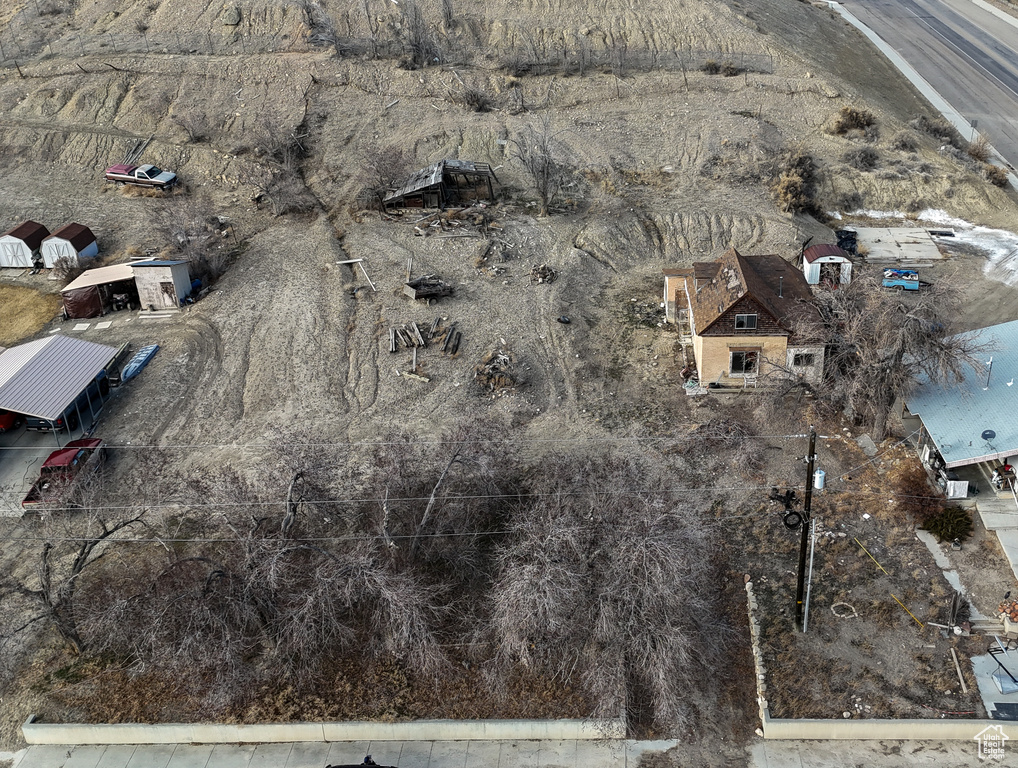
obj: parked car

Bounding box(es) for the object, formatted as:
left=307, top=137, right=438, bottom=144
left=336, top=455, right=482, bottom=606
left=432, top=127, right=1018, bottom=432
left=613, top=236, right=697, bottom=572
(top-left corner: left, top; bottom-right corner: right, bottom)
left=22, top=438, right=105, bottom=510
left=25, top=372, right=110, bottom=432
left=882, top=269, right=930, bottom=291
left=0, top=409, right=22, bottom=433
left=104, top=163, right=177, bottom=189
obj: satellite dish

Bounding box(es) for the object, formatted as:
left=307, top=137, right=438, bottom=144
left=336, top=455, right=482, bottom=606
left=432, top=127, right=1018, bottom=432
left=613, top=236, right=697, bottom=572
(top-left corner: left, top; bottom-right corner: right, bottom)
left=983, top=429, right=997, bottom=440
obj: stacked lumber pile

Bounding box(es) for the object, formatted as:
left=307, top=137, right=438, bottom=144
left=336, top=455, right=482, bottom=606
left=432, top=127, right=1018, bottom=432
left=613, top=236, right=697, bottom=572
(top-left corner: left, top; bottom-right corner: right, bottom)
left=389, top=317, right=461, bottom=356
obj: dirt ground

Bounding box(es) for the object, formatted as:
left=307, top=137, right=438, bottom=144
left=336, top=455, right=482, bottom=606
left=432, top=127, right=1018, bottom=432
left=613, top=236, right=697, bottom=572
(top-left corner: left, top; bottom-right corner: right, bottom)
left=3, top=0, right=1018, bottom=760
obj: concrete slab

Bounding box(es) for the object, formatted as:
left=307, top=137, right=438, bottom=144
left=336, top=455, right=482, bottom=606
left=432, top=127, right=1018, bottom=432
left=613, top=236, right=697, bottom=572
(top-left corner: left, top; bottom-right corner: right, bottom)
left=979, top=512, right=1018, bottom=531
left=93, top=745, right=137, bottom=768
left=283, top=742, right=330, bottom=768
left=248, top=743, right=291, bottom=768
left=972, top=652, right=1018, bottom=716
left=72, top=323, right=90, bottom=331
left=852, top=227, right=946, bottom=262
left=207, top=744, right=255, bottom=768
left=425, top=741, right=467, bottom=768
left=20, top=745, right=74, bottom=768
left=462, top=741, right=500, bottom=767
left=124, top=743, right=173, bottom=768
left=537, top=739, right=575, bottom=767
left=994, top=529, right=1018, bottom=582
left=164, top=744, right=213, bottom=768
left=362, top=743, right=401, bottom=767
left=498, top=740, right=541, bottom=768
left=323, top=742, right=369, bottom=766
left=63, top=745, right=107, bottom=768
left=95, top=322, right=112, bottom=330
left=573, top=740, right=618, bottom=768
left=394, top=741, right=432, bottom=768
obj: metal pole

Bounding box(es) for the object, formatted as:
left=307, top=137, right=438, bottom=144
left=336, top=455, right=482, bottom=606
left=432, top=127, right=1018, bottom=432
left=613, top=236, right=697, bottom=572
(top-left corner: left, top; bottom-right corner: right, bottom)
left=795, top=427, right=817, bottom=630
left=803, top=517, right=817, bottom=632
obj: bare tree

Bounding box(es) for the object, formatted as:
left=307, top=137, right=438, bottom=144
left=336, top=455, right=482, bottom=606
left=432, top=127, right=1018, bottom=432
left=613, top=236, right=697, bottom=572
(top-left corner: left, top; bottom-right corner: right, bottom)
left=487, top=451, right=729, bottom=731
left=2, top=510, right=144, bottom=655
left=249, top=117, right=318, bottom=217
left=792, top=270, right=981, bottom=440
left=157, top=193, right=233, bottom=283
left=358, top=142, right=414, bottom=209
left=395, top=0, right=440, bottom=68
left=511, top=117, right=573, bottom=216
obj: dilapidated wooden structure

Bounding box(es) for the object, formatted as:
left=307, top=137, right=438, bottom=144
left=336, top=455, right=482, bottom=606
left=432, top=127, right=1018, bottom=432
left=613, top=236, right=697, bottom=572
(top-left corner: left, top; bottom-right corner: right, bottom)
left=383, top=159, right=497, bottom=211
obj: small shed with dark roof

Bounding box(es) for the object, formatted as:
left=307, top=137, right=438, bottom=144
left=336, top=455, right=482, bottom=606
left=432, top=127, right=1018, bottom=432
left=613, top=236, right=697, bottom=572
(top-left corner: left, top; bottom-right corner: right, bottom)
left=0, top=221, right=50, bottom=268
left=42, top=223, right=99, bottom=269
left=802, top=243, right=852, bottom=286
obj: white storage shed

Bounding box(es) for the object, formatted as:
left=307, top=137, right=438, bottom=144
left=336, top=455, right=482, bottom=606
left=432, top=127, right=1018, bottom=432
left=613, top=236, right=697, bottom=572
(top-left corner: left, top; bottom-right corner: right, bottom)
left=802, top=243, right=853, bottom=286
left=41, top=223, right=99, bottom=268
left=132, top=260, right=192, bottom=311
left=0, top=221, right=50, bottom=268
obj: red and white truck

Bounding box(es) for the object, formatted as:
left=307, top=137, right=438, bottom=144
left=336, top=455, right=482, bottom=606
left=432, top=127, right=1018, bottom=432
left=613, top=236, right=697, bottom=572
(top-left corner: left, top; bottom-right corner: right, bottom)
left=22, top=438, right=106, bottom=511
left=104, top=163, right=177, bottom=189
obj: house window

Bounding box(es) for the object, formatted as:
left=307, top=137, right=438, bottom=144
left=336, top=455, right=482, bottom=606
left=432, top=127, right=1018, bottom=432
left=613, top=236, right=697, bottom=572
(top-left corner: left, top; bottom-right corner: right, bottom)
left=730, top=350, right=759, bottom=376
left=793, top=353, right=815, bottom=367
left=735, top=313, right=757, bottom=330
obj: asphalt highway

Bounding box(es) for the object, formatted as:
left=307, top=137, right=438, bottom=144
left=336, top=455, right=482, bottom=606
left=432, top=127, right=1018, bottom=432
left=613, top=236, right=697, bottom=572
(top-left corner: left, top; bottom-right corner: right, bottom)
left=838, top=0, right=1018, bottom=169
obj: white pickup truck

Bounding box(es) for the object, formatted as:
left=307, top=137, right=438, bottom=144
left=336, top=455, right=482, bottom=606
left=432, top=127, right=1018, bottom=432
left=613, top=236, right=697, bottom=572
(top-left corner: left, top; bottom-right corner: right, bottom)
left=104, top=163, right=177, bottom=188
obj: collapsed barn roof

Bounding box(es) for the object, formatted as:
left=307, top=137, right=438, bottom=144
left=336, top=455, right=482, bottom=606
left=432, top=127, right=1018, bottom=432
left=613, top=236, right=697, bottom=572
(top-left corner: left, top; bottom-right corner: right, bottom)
left=383, top=159, right=498, bottom=209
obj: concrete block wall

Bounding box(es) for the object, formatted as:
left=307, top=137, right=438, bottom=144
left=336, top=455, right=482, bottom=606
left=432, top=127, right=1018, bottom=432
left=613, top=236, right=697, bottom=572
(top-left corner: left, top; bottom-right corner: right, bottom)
left=21, top=715, right=625, bottom=745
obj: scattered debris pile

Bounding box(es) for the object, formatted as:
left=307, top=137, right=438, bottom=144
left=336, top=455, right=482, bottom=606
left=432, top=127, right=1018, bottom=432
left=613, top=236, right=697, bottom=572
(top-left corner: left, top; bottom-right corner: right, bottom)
left=530, top=264, right=557, bottom=284
left=405, top=205, right=503, bottom=238
left=624, top=297, right=665, bottom=328
left=998, top=600, right=1018, bottom=623
left=404, top=274, right=454, bottom=301
left=474, top=349, right=517, bottom=391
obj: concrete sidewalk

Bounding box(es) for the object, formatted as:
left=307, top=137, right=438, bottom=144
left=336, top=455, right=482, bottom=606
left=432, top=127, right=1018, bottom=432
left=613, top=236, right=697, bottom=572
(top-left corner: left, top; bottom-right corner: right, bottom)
left=8, top=740, right=675, bottom=768
left=7, top=738, right=993, bottom=768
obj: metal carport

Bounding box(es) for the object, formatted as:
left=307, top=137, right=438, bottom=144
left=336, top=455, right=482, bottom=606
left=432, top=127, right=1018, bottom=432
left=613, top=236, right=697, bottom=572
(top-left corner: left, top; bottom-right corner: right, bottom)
left=0, top=335, right=118, bottom=445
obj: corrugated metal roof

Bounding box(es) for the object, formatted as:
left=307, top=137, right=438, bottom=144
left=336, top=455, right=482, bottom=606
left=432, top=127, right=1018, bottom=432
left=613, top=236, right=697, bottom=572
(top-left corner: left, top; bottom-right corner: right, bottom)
left=1, top=220, right=50, bottom=251
left=0, top=335, right=118, bottom=420
left=61, top=263, right=135, bottom=292
left=803, top=243, right=851, bottom=264
left=45, top=223, right=96, bottom=251
left=907, top=319, right=1018, bottom=468
left=384, top=161, right=445, bottom=203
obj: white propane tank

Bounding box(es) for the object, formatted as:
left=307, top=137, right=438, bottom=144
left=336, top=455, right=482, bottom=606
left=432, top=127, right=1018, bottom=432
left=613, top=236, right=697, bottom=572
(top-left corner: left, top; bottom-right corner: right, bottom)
left=814, top=469, right=826, bottom=490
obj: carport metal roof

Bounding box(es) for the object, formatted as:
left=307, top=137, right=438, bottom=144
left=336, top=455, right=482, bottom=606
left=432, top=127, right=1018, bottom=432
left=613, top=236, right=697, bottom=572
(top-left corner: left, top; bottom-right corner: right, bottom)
left=0, top=335, right=118, bottom=421
left=61, top=263, right=134, bottom=292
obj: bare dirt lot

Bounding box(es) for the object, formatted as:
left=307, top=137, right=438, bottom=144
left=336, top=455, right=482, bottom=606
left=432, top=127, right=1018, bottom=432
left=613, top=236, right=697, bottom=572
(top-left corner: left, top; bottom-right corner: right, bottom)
left=3, top=0, right=1018, bottom=761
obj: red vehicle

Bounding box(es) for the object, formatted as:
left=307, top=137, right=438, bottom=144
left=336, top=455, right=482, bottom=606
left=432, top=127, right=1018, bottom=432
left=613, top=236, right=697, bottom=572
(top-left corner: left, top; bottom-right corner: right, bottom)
left=0, top=409, right=22, bottom=433
left=22, top=438, right=105, bottom=510
left=104, top=163, right=177, bottom=188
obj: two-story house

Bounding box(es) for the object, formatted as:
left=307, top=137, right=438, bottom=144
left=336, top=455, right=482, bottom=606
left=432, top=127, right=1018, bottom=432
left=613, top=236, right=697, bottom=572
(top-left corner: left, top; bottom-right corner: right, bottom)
left=664, top=247, right=824, bottom=386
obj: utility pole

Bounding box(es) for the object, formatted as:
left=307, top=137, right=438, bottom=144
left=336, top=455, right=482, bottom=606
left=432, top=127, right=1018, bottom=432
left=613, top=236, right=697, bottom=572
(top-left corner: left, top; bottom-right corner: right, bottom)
left=795, top=427, right=817, bottom=631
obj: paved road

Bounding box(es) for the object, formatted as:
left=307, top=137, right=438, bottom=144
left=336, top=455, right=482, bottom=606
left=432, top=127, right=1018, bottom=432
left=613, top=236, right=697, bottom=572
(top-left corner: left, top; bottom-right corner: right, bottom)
left=838, top=0, right=1018, bottom=169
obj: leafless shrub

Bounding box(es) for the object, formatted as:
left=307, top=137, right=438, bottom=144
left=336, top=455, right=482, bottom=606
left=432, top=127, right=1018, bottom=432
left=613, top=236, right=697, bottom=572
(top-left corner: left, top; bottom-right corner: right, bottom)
left=394, top=0, right=441, bottom=69
left=891, top=131, right=918, bottom=152
left=487, top=451, right=729, bottom=731
left=968, top=135, right=991, bottom=162
left=299, top=0, right=352, bottom=56
left=679, top=415, right=764, bottom=478
left=440, top=0, right=455, bottom=28
left=843, top=146, right=879, bottom=171
left=985, top=163, right=1010, bottom=187
left=771, top=150, right=820, bottom=215
left=456, top=87, right=492, bottom=113
left=172, top=111, right=212, bottom=143
left=701, top=59, right=721, bottom=75
left=157, top=193, right=232, bottom=283
left=830, top=106, right=876, bottom=135
left=909, top=114, right=964, bottom=149
left=357, top=143, right=414, bottom=210
left=249, top=119, right=318, bottom=216
left=52, top=255, right=85, bottom=283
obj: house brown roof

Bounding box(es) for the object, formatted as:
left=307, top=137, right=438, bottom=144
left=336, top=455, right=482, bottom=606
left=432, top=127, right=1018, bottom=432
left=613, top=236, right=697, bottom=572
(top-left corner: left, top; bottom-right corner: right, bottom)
left=691, top=248, right=813, bottom=335
left=2, top=221, right=49, bottom=251
left=45, top=223, right=96, bottom=251
left=803, top=243, right=850, bottom=263
left=663, top=263, right=720, bottom=280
